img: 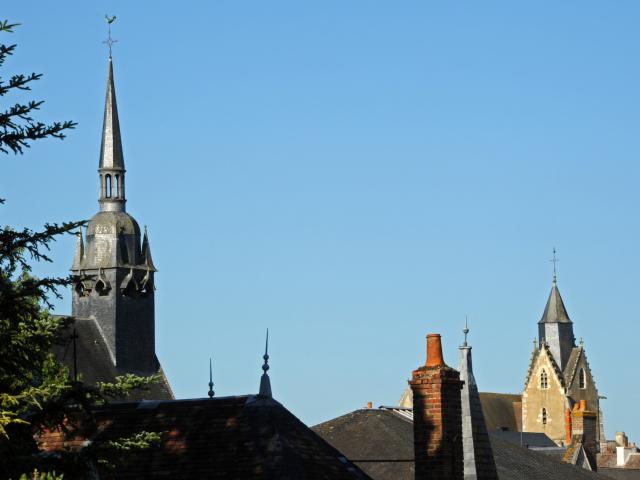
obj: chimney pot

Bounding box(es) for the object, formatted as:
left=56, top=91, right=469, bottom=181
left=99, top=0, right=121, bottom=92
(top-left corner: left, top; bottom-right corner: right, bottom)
left=367, top=401, right=373, bottom=409
left=425, top=333, right=445, bottom=367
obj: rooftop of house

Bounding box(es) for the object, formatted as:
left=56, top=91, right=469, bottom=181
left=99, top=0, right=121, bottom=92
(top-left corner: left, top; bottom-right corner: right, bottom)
left=40, top=395, right=371, bottom=480
left=312, top=407, right=607, bottom=480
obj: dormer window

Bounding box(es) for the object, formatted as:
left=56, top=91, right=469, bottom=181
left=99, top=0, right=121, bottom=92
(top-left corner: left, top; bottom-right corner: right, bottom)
left=579, top=368, right=586, bottom=389
left=540, top=369, right=549, bottom=389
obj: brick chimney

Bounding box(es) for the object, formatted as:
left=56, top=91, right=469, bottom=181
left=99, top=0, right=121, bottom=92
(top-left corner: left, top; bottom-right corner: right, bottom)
left=565, top=408, right=572, bottom=446
left=572, top=400, right=598, bottom=470
left=409, top=333, right=463, bottom=480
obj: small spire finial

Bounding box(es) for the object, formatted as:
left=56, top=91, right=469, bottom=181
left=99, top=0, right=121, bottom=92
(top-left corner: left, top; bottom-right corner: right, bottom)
left=208, top=357, right=215, bottom=398
left=259, top=329, right=272, bottom=397
left=579, top=337, right=584, bottom=347
left=550, top=247, right=559, bottom=285
left=463, top=316, right=469, bottom=347
left=103, top=15, right=118, bottom=58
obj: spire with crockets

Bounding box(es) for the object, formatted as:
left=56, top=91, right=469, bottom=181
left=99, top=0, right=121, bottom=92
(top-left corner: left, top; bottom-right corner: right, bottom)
left=538, top=248, right=575, bottom=371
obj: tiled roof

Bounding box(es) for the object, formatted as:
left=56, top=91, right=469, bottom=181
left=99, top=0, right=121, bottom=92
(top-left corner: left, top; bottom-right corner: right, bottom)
left=313, top=408, right=606, bottom=480
left=41, top=396, right=371, bottom=479
left=51, top=317, right=173, bottom=401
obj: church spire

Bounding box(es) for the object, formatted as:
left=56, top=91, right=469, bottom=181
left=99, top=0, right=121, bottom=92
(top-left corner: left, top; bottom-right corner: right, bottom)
left=98, top=55, right=126, bottom=212
left=538, top=248, right=575, bottom=371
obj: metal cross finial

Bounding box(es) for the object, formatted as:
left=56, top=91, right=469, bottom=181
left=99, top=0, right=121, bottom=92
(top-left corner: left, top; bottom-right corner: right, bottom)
left=463, top=316, right=469, bottom=347
left=208, top=357, right=215, bottom=398
left=103, top=15, right=118, bottom=58
left=550, top=247, right=559, bottom=284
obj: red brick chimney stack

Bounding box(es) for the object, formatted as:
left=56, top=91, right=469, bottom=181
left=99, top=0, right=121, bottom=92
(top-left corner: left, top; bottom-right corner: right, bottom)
left=571, top=401, right=598, bottom=470
left=409, top=333, right=463, bottom=480
left=565, top=408, right=572, bottom=446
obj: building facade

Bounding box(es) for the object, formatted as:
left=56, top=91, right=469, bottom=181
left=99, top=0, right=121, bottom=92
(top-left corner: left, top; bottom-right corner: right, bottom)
left=522, top=273, right=602, bottom=447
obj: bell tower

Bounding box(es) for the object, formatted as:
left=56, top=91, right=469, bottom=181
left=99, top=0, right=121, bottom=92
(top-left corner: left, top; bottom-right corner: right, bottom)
left=70, top=54, right=158, bottom=375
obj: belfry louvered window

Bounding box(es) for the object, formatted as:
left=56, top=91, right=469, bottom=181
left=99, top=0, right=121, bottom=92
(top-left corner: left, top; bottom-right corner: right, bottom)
left=540, top=369, right=549, bottom=389
left=579, top=368, right=586, bottom=389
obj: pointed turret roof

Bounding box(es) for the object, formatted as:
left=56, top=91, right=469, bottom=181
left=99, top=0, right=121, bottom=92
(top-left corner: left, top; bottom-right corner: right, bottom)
left=99, top=57, right=125, bottom=171
left=141, top=226, right=157, bottom=271
left=539, top=280, right=571, bottom=324
left=71, top=228, right=84, bottom=270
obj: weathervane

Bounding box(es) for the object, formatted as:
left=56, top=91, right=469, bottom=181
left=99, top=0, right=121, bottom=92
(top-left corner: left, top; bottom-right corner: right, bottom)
left=103, top=15, right=118, bottom=58
left=550, top=247, right=559, bottom=284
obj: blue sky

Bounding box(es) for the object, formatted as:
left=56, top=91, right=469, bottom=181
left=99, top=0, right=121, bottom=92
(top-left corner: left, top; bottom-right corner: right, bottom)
left=3, top=2, right=640, bottom=439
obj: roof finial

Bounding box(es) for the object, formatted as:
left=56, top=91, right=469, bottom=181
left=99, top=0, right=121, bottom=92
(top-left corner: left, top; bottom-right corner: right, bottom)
left=463, top=316, right=469, bottom=347
left=103, top=15, right=118, bottom=58
left=259, top=329, right=272, bottom=397
left=550, top=247, right=559, bottom=285
left=208, top=357, right=215, bottom=398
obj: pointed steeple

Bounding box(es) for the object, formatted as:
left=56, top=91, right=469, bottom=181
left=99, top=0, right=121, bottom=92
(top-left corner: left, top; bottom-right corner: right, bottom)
left=539, top=283, right=571, bottom=324
left=538, top=249, right=576, bottom=371
left=459, top=321, right=498, bottom=480
left=71, top=228, right=84, bottom=270
left=258, top=329, right=272, bottom=398
left=98, top=56, right=126, bottom=212
left=141, top=226, right=157, bottom=271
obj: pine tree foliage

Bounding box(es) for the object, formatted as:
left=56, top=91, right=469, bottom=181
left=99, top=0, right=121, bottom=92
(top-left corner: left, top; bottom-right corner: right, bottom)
left=0, top=21, right=162, bottom=479
left=0, top=20, right=76, bottom=154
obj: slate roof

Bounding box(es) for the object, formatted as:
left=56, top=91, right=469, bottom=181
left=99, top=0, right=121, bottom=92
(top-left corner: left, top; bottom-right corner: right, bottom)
left=564, top=346, right=584, bottom=385
left=42, top=396, right=371, bottom=479
left=312, top=408, right=607, bottom=480
left=399, top=388, right=523, bottom=431
left=313, top=409, right=414, bottom=480
left=539, top=283, right=572, bottom=324
left=598, top=469, right=640, bottom=479
left=479, top=392, right=522, bottom=431
left=51, top=317, right=173, bottom=401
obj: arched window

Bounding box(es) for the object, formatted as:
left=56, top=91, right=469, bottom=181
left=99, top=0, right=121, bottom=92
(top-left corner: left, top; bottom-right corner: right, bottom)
left=540, top=369, right=549, bottom=389
left=579, top=368, right=586, bottom=389
left=105, top=174, right=112, bottom=198
left=542, top=408, right=547, bottom=426
left=114, top=174, right=120, bottom=198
